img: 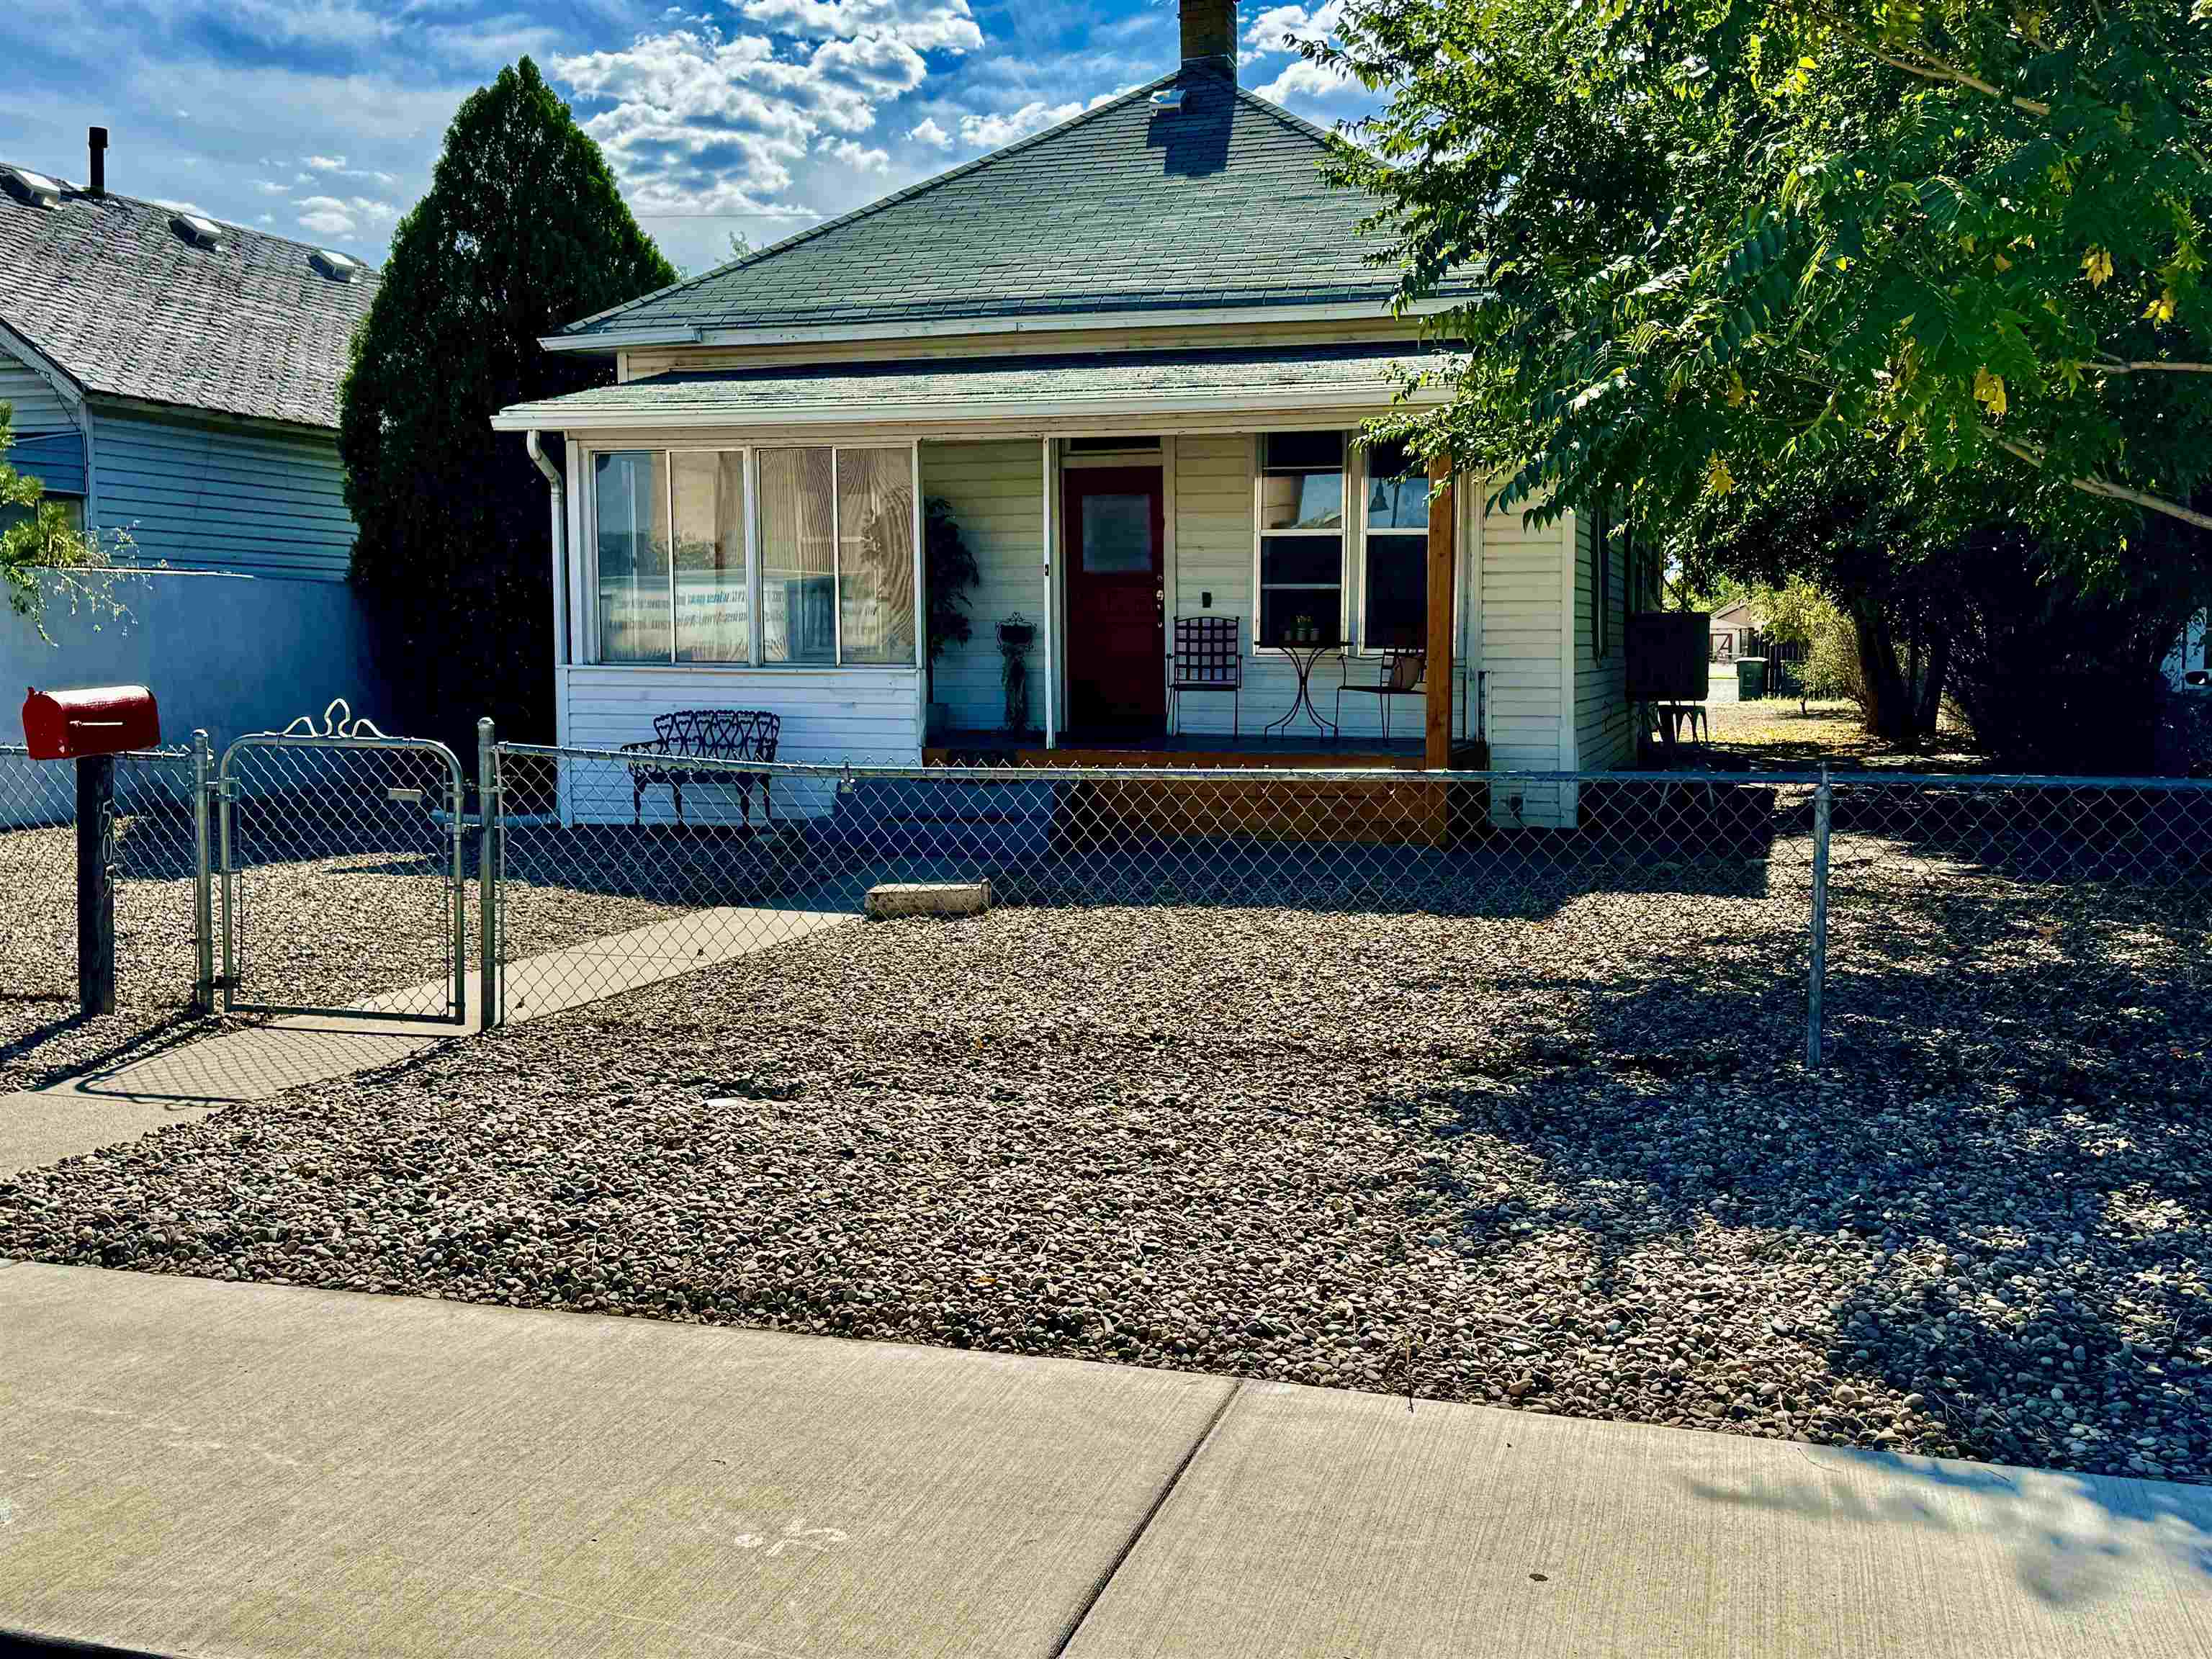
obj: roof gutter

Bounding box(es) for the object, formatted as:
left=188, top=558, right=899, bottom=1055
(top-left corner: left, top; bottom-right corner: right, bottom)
left=525, top=430, right=568, bottom=670
left=490, top=378, right=1454, bottom=433
left=535, top=297, right=1465, bottom=356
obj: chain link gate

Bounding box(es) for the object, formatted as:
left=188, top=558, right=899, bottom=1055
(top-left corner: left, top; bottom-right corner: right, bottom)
left=216, top=709, right=471, bottom=1025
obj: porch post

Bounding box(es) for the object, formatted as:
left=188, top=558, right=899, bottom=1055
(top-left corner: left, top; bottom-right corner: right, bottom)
left=1041, top=436, right=1057, bottom=749
left=1425, top=460, right=1456, bottom=770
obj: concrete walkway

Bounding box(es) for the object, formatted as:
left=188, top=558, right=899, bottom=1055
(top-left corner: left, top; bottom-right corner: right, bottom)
left=3, top=1264, right=2206, bottom=1658
left=0, top=903, right=857, bottom=1177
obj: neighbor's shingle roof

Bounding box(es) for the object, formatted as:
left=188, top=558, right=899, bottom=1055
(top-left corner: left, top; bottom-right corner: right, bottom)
left=492, top=342, right=1459, bottom=429
left=0, top=176, right=378, bottom=429
left=562, top=65, right=1403, bottom=343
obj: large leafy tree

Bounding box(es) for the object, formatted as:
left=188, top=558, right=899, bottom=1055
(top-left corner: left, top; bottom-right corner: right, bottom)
left=341, top=58, right=675, bottom=747
left=1310, top=0, right=2212, bottom=541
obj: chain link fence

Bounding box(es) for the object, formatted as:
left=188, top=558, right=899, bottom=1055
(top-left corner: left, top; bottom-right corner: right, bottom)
left=485, top=744, right=2212, bottom=1100
left=0, top=743, right=200, bottom=1011
left=8, top=726, right=2211, bottom=1109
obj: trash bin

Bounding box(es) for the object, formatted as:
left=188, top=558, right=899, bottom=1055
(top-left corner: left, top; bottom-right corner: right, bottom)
left=1737, top=657, right=1768, bottom=701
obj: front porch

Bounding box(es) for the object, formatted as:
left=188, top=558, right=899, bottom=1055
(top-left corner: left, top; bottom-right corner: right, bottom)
left=923, top=727, right=1491, bottom=771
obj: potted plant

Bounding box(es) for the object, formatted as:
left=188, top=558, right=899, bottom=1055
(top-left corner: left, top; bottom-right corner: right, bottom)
left=925, top=498, right=981, bottom=738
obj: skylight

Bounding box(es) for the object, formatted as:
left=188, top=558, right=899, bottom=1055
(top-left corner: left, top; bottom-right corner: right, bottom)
left=170, top=211, right=227, bottom=250
left=310, top=248, right=364, bottom=283
left=1, top=166, right=64, bottom=209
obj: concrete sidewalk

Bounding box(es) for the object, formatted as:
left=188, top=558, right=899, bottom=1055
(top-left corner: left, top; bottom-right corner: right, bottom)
left=4, top=1264, right=2207, bottom=1658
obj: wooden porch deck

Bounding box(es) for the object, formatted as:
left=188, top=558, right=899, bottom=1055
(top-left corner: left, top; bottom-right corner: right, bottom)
left=922, top=729, right=1491, bottom=845
left=924, top=728, right=1490, bottom=772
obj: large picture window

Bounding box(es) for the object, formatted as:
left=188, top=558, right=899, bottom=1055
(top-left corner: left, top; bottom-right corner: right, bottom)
left=595, top=450, right=672, bottom=664
left=673, top=451, right=748, bottom=662
left=1255, top=430, right=1344, bottom=648
left=835, top=447, right=917, bottom=665
left=759, top=447, right=838, bottom=664
left=1361, top=438, right=1429, bottom=652
left=589, top=444, right=919, bottom=668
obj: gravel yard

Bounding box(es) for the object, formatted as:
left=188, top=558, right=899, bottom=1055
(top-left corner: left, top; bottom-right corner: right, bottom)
left=4, top=815, right=2206, bottom=1485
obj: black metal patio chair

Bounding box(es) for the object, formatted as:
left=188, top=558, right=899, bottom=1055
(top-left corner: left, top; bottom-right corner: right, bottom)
left=1335, top=648, right=1425, bottom=741
left=1169, top=616, right=1243, bottom=735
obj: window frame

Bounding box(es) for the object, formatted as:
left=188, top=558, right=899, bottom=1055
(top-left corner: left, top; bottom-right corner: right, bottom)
left=1354, top=438, right=1434, bottom=657
left=1250, top=431, right=1351, bottom=657
left=580, top=441, right=921, bottom=670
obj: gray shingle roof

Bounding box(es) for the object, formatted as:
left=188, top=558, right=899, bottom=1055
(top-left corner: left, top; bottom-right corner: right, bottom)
left=0, top=177, right=378, bottom=429
left=492, top=342, right=1458, bottom=429
left=561, top=66, right=1399, bottom=343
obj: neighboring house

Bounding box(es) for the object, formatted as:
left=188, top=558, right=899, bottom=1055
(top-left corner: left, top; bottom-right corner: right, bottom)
left=494, top=1, right=1657, bottom=824
left=0, top=132, right=386, bottom=760
left=1709, top=598, right=1762, bottom=662
left=2164, top=613, right=2208, bottom=689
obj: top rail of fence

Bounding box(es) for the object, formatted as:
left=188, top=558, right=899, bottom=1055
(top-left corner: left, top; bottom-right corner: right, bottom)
left=0, top=742, right=195, bottom=761
left=495, top=742, right=2212, bottom=794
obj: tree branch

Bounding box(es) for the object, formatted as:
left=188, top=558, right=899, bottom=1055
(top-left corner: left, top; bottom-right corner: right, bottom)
left=2089, top=359, right=2212, bottom=377
left=1869, top=48, right=2053, bottom=119
left=1995, top=436, right=2212, bottom=533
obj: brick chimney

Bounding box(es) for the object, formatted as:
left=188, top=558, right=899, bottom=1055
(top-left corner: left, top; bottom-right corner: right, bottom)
left=1181, top=0, right=1238, bottom=80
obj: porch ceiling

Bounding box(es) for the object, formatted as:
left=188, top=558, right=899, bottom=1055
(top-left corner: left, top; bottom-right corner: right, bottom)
left=490, top=343, right=1462, bottom=435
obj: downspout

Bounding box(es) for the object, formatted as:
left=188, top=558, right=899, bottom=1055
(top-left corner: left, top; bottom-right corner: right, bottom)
left=526, top=430, right=568, bottom=670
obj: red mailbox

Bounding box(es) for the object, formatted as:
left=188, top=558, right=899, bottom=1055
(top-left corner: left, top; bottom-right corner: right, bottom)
left=21, top=685, right=161, bottom=760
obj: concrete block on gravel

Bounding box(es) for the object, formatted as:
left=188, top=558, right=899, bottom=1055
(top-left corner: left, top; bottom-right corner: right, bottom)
left=1066, top=1380, right=2212, bottom=1659
left=0, top=1263, right=1232, bottom=1659
left=866, top=880, right=990, bottom=920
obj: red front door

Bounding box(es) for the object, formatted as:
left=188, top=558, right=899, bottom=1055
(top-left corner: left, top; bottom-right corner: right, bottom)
left=1064, top=467, right=1166, bottom=733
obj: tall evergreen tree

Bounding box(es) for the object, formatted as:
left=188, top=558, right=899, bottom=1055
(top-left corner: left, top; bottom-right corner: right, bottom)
left=341, top=58, right=676, bottom=749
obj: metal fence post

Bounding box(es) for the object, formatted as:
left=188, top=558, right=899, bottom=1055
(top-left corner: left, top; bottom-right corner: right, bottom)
left=192, top=729, right=214, bottom=1014
left=75, top=753, right=117, bottom=1015
left=477, top=717, right=500, bottom=1031
left=1807, top=764, right=1831, bottom=1069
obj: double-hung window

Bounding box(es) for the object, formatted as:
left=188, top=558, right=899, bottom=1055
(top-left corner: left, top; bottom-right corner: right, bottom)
left=1255, top=431, right=1345, bottom=648
left=1360, top=438, right=1429, bottom=651
left=590, top=444, right=917, bottom=667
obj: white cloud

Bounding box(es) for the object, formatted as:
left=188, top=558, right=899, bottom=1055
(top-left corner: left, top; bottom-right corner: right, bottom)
left=153, top=198, right=210, bottom=215
left=294, top=194, right=393, bottom=236
left=950, top=87, right=1124, bottom=150
left=1256, top=57, right=1355, bottom=105
left=1241, top=1, right=1343, bottom=58
left=296, top=195, right=359, bottom=235
left=819, top=136, right=890, bottom=171
left=554, top=22, right=949, bottom=219
left=955, top=98, right=1079, bottom=149
left=907, top=116, right=952, bottom=148
left=250, top=179, right=291, bottom=194
left=737, top=0, right=981, bottom=54
left=303, top=153, right=348, bottom=171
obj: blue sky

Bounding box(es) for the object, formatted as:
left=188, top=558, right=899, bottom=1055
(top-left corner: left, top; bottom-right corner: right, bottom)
left=2, top=0, right=1375, bottom=275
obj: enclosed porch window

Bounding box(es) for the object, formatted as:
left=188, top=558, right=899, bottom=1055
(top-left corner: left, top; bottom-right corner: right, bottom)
left=587, top=444, right=918, bottom=667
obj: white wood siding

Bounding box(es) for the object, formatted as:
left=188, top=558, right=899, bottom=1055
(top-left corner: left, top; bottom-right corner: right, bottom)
left=0, top=350, right=76, bottom=434
left=558, top=663, right=923, bottom=822
left=920, top=439, right=1043, bottom=733
left=1474, top=485, right=1577, bottom=827
left=1573, top=508, right=1634, bottom=772
left=91, top=410, right=356, bottom=582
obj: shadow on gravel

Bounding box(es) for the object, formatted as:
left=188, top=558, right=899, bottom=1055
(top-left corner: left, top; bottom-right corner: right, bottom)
left=1395, top=872, right=2212, bottom=1501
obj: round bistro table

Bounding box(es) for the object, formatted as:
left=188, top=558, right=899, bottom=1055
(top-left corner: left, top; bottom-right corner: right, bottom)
left=1262, top=637, right=1343, bottom=739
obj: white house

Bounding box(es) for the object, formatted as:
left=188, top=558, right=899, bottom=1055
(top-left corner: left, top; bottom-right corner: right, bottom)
left=494, top=2, right=1654, bottom=824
